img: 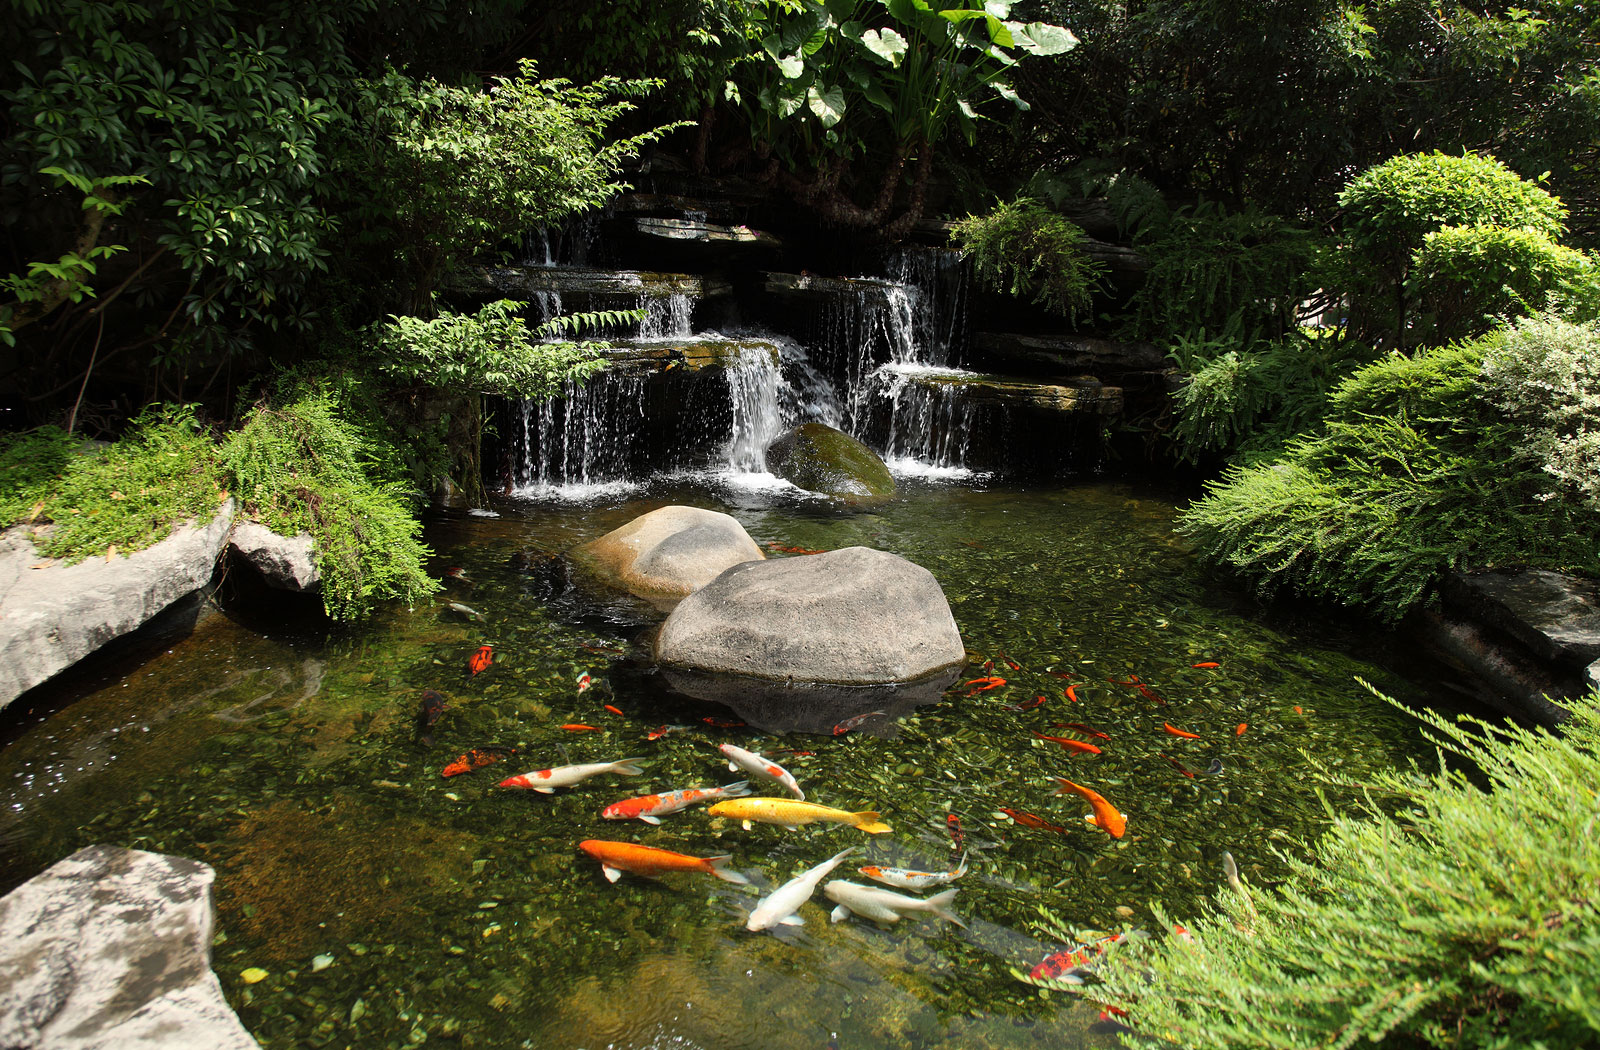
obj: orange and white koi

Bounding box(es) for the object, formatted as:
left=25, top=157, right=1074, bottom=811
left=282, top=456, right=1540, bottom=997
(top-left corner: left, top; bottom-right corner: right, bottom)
left=720, top=743, right=804, bottom=800
left=707, top=798, right=890, bottom=834
left=499, top=757, right=646, bottom=792
left=1032, top=731, right=1102, bottom=755
left=601, top=781, right=753, bottom=824
left=1029, top=932, right=1134, bottom=983
left=857, top=851, right=968, bottom=890
left=647, top=724, right=693, bottom=740
left=575, top=672, right=593, bottom=693
left=578, top=839, right=749, bottom=884
left=1052, top=778, right=1127, bottom=838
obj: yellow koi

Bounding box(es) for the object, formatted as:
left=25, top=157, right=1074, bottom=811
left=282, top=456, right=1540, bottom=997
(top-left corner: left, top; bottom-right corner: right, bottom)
left=707, top=798, right=890, bottom=834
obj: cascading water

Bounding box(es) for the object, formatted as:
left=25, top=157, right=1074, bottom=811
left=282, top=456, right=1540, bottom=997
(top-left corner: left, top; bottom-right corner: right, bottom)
left=508, top=370, right=653, bottom=499
left=635, top=294, right=693, bottom=340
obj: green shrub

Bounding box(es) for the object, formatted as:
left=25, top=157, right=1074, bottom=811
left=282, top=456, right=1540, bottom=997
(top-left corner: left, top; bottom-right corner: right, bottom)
left=27, top=406, right=226, bottom=562
left=221, top=391, right=439, bottom=620
left=1480, top=316, right=1600, bottom=516
left=949, top=199, right=1105, bottom=321
left=1179, top=330, right=1600, bottom=620
left=1082, top=687, right=1600, bottom=1050
left=1411, top=224, right=1597, bottom=341
left=0, top=426, right=79, bottom=525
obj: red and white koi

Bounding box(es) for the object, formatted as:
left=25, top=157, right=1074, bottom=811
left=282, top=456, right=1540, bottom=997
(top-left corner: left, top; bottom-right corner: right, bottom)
left=857, top=851, right=968, bottom=890
left=601, top=781, right=753, bottom=824
left=719, top=743, right=804, bottom=800
left=499, top=757, right=646, bottom=793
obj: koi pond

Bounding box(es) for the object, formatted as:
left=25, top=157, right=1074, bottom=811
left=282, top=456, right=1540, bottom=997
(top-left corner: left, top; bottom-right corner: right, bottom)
left=0, top=475, right=1470, bottom=1050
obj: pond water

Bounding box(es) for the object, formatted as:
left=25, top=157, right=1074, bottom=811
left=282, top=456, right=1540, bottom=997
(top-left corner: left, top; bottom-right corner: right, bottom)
left=0, top=475, right=1465, bottom=1050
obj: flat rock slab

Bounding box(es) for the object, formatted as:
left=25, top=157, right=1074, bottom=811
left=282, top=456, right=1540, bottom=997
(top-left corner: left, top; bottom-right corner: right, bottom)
left=654, top=546, right=965, bottom=685
left=0, top=844, right=259, bottom=1050
left=0, top=501, right=234, bottom=709
left=971, top=332, right=1168, bottom=375
left=570, top=506, right=764, bottom=606
left=1444, top=569, right=1600, bottom=670
left=228, top=521, right=318, bottom=592
left=891, top=367, right=1124, bottom=416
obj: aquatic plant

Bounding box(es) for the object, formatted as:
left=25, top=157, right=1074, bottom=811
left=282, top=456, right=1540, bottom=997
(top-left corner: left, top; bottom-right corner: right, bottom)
left=1082, top=686, right=1600, bottom=1050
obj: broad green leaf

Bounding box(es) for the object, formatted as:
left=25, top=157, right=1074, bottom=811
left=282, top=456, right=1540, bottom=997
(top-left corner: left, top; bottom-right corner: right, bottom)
left=724, top=80, right=741, bottom=104
left=984, top=0, right=1011, bottom=16
left=985, top=13, right=1014, bottom=47
left=939, top=9, right=986, bottom=25
left=861, top=27, right=908, bottom=67
left=806, top=83, right=846, bottom=127
left=990, top=78, right=1028, bottom=110
left=778, top=85, right=807, bottom=118
left=761, top=33, right=784, bottom=60
left=776, top=51, right=806, bottom=79
left=1008, top=21, right=1077, bottom=56
left=957, top=98, right=977, bottom=118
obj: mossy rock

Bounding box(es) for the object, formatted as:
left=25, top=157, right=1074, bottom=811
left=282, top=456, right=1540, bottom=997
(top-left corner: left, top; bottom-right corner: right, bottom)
left=765, top=423, right=895, bottom=500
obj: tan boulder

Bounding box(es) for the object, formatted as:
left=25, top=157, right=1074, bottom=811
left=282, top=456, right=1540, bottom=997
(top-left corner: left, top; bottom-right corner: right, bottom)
left=570, top=505, right=763, bottom=606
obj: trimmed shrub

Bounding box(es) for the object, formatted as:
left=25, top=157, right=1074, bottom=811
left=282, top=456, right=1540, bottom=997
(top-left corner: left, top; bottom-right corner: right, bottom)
left=1411, top=224, right=1597, bottom=341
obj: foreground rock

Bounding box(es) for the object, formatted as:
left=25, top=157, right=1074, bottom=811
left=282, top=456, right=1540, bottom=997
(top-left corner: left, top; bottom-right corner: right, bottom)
left=570, top=506, right=763, bottom=607
left=0, top=501, right=235, bottom=709
left=765, top=423, right=896, bottom=500
left=654, top=546, right=963, bottom=684
left=0, top=844, right=259, bottom=1050
left=227, top=521, right=319, bottom=592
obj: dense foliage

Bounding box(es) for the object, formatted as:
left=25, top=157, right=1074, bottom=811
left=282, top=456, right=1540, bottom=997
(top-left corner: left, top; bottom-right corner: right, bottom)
left=1178, top=319, right=1600, bottom=620
left=949, top=199, right=1103, bottom=320
left=1084, top=687, right=1600, bottom=1050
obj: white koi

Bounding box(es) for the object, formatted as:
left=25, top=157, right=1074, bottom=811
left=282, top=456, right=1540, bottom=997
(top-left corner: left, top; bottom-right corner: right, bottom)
left=746, top=847, right=855, bottom=932
left=823, top=880, right=964, bottom=928
left=720, top=743, right=804, bottom=800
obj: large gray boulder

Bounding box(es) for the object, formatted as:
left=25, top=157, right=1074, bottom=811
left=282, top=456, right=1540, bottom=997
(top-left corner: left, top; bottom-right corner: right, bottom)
left=0, top=844, right=260, bottom=1050
left=228, top=521, right=319, bottom=592
left=0, top=501, right=235, bottom=710
left=570, top=505, right=763, bottom=606
left=654, top=546, right=964, bottom=684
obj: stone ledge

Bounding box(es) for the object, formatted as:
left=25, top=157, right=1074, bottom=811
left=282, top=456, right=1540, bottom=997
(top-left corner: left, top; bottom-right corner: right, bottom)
left=0, top=500, right=235, bottom=709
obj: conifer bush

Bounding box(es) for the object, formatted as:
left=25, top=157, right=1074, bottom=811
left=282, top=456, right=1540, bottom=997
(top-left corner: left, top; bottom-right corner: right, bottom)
left=1082, top=688, right=1600, bottom=1050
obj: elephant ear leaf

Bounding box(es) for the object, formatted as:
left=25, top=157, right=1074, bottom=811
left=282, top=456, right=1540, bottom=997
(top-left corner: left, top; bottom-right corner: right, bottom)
left=860, top=26, right=909, bottom=67
left=806, top=83, right=847, bottom=127
left=1007, top=21, right=1077, bottom=56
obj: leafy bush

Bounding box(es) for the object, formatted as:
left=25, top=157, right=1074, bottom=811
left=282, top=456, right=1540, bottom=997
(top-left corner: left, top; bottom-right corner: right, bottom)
left=1411, top=224, right=1597, bottom=341
left=1084, top=687, right=1600, bottom=1050
left=0, top=426, right=79, bottom=525
left=221, top=390, right=439, bottom=621
left=950, top=199, right=1105, bottom=321
left=1179, top=329, right=1600, bottom=620
left=1480, top=316, right=1600, bottom=515
left=25, top=406, right=226, bottom=562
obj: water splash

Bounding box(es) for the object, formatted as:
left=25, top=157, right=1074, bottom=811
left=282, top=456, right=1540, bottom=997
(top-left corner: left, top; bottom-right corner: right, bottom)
left=509, top=370, right=654, bottom=495
left=637, top=294, right=694, bottom=340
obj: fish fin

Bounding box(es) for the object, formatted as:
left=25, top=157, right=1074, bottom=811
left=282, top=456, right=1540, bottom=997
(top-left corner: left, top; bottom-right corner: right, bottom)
left=1053, top=777, right=1080, bottom=795
left=533, top=787, right=556, bottom=794
left=728, top=761, right=741, bottom=773
left=782, top=824, right=801, bottom=832
left=742, top=820, right=754, bottom=831
left=924, top=888, right=966, bottom=929
left=706, top=855, right=750, bottom=885
left=613, top=759, right=649, bottom=775
left=722, top=780, right=753, bottom=797
left=831, top=905, right=850, bottom=924
left=779, top=914, right=806, bottom=927
left=853, top=812, right=891, bottom=834
left=602, top=865, right=622, bottom=884
left=791, top=785, right=806, bottom=801
left=639, top=815, right=661, bottom=825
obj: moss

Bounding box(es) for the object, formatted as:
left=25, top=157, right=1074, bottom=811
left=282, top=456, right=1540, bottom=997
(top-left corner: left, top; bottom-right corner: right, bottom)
left=765, top=422, right=896, bottom=500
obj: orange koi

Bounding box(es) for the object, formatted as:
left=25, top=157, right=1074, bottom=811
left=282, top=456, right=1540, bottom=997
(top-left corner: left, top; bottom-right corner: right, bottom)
left=1004, top=696, right=1047, bottom=712
left=579, top=840, right=748, bottom=884
left=1000, top=808, right=1074, bottom=835
left=1159, top=752, right=1196, bottom=778
left=1191, top=661, right=1221, bottom=669
left=1052, top=778, right=1127, bottom=838
left=561, top=724, right=603, bottom=732
left=1032, top=732, right=1102, bottom=755
left=1162, top=722, right=1202, bottom=740
left=467, top=645, right=493, bottom=676
left=1047, top=671, right=1078, bottom=680
left=647, top=724, right=692, bottom=740
left=1000, top=654, right=1022, bottom=671
left=1109, top=674, right=1167, bottom=704
left=964, top=676, right=1006, bottom=694
left=700, top=717, right=746, bottom=729
left=603, top=704, right=624, bottom=716
left=764, top=543, right=827, bottom=555
left=1293, top=705, right=1303, bottom=714
left=1235, top=722, right=1248, bottom=736
left=441, top=745, right=517, bottom=778
left=1064, top=684, right=1080, bottom=703
left=946, top=813, right=966, bottom=858
left=1052, top=722, right=1111, bottom=741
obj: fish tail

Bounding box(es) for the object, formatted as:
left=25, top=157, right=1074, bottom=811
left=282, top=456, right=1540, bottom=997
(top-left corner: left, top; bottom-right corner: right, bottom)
left=852, top=812, right=892, bottom=834
left=1052, top=777, right=1083, bottom=797
left=611, top=758, right=649, bottom=775
left=924, top=887, right=966, bottom=928
left=953, top=851, right=970, bottom=877
left=705, top=855, right=750, bottom=885
left=722, top=780, right=754, bottom=797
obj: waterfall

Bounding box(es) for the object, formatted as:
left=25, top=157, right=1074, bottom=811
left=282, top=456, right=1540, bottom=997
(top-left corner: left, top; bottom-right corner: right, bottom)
left=508, top=370, right=652, bottom=499
left=637, top=294, right=694, bottom=340
left=723, top=343, right=785, bottom=474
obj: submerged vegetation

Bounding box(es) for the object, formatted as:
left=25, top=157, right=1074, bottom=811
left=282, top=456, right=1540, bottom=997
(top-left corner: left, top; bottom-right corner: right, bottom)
left=1089, top=688, right=1600, bottom=1050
